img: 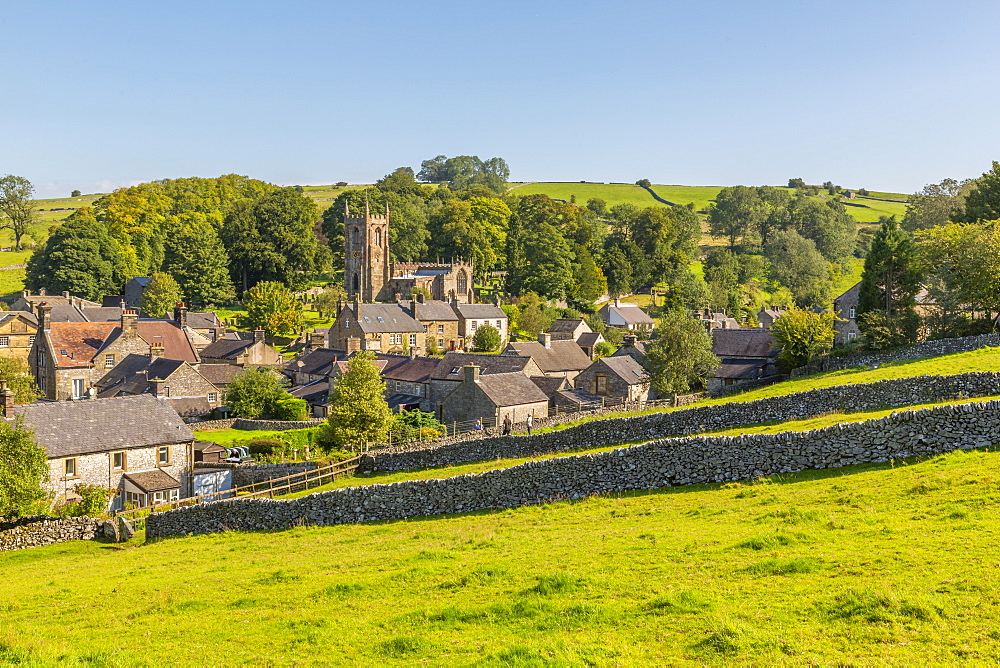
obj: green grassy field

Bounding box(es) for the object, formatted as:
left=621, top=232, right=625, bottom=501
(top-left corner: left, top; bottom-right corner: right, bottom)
left=508, top=182, right=660, bottom=208
left=4, top=446, right=1000, bottom=664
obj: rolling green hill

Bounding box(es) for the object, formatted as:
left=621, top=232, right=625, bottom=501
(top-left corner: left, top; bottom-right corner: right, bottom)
left=2, top=445, right=999, bottom=664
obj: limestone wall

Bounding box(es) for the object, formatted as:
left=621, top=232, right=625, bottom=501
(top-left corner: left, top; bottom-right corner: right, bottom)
left=792, top=334, right=1000, bottom=377
left=146, top=399, right=1000, bottom=539
left=0, top=516, right=100, bottom=552
left=358, top=372, right=1000, bottom=473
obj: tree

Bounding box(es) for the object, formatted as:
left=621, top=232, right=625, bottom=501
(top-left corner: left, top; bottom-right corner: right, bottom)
left=593, top=341, right=616, bottom=358
left=0, top=418, right=49, bottom=518
left=917, top=222, right=1000, bottom=333
left=224, top=367, right=288, bottom=418
left=241, top=281, right=304, bottom=339
left=763, top=230, right=831, bottom=307
left=139, top=272, right=182, bottom=318
left=788, top=178, right=806, bottom=189
left=323, top=351, right=392, bottom=450
left=635, top=179, right=652, bottom=188
left=0, top=175, right=36, bottom=250
left=471, top=323, right=502, bottom=352
left=643, top=311, right=719, bottom=395
left=163, top=220, right=235, bottom=305
left=586, top=198, right=607, bottom=217
left=391, top=409, right=445, bottom=442
left=430, top=196, right=509, bottom=277
left=417, top=155, right=509, bottom=193
left=961, top=161, right=1000, bottom=223
left=789, top=198, right=857, bottom=265
left=569, top=245, right=608, bottom=306
left=71, top=190, right=82, bottom=197
left=221, top=187, right=319, bottom=292
left=314, top=284, right=346, bottom=318
left=0, top=358, right=39, bottom=404
left=902, top=177, right=972, bottom=232
left=505, top=195, right=574, bottom=299
left=603, top=245, right=634, bottom=298
left=376, top=167, right=420, bottom=194
left=857, top=217, right=922, bottom=347
left=769, top=306, right=836, bottom=370
left=24, top=208, right=125, bottom=300
left=708, top=186, right=764, bottom=249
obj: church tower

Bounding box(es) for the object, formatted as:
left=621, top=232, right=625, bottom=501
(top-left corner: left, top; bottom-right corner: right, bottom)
left=344, top=200, right=391, bottom=302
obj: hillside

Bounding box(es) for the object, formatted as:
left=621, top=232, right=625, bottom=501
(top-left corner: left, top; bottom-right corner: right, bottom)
left=2, top=446, right=999, bottom=664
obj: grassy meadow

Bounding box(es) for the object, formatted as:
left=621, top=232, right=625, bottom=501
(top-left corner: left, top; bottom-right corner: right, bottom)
left=3, top=447, right=1000, bottom=664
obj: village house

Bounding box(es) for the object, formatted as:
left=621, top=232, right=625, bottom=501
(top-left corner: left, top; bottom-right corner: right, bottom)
left=198, top=330, right=283, bottom=366
left=757, top=306, right=787, bottom=330
left=400, top=296, right=462, bottom=352
left=330, top=298, right=425, bottom=355
left=428, top=351, right=543, bottom=416
left=833, top=282, right=862, bottom=345
left=454, top=302, right=509, bottom=346
left=598, top=299, right=656, bottom=331
left=708, top=327, right=781, bottom=393
left=10, top=289, right=101, bottom=314
left=123, top=277, right=152, bottom=308
left=285, top=347, right=345, bottom=386
left=547, top=318, right=592, bottom=341
left=439, top=365, right=549, bottom=429
left=380, top=354, right=441, bottom=412
left=574, top=355, right=652, bottom=403
left=504, top=333, right=593, bottom=382
left=696, top=308, right=741, bottom=331
left=95, top=353, right=222, bottom=417
left=30, top=306, right=199, bottom=401
left=611, top=334, right=647, bottom=363
left=528, top=375, right=603, bottom=413
left=12, top=393, right=195, bottom=511
left=0, top=311, right=38, bottom=361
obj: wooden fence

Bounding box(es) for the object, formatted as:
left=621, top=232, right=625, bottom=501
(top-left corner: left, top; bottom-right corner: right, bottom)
left=113, top=456, right=361, bottom=532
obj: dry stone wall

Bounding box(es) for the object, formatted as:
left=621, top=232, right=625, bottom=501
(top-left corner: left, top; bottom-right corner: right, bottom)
left=146, top=399, right=1000, bottom=538
left=0, top=516, right=100, bottom=552
left=360, top=372, right=1000, bottom=473
left=792, top=334, right=1000, bottom=377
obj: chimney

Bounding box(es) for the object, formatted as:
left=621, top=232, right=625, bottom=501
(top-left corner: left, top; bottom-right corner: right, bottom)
left=253, top=328, right=265, bottom=344
left=36, top=302, right=52, bottom=331
left=539, top=332, right=552, bottom=348
left=0, top=380, right=14, bottom=418
left=38, top=288, right=46, bottom=297
left=308, top=331, right=325, bottom=349
left=463, top=364, right=480, bottom=383
left=417, top=292, right=425, bottom=304
left=409, top=346, right=418, bottom=360
left=121, top=309, right=138, bottom=338
left=62, top=291, right=70, bottom=299
left=212, top=327, right=222, bottom=342
left=410, top=299, right=419, bottom=322
left=148, top=378, right=163, bottom=397
left=614, top=297, right=620, bottom=307
left=347, top=336, right=361, bottom=353
left=353, top=294, right=361, bottom=318
left=150, top=344, right=165, bottom=359
left=623, top=334, right=637, bottom=347
left=173, top=302, right=188, bottom=329
left=21, top=290, right=28, bottom=299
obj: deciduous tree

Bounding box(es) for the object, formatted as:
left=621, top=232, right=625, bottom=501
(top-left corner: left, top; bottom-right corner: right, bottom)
left=0, top=419, right=49, bottom=518
left=471, top=323, right=502, bottom=352
left=323, top=351, right=392, bottom=450
left=0, top=358, right=39, bottom=404
left=0, top=175, right=35, bottom=250
left=163, top=220, right=235, bottom=305
left=960, top=161, right=1000, bottom=223
left=139, top=272, right=183, bottom=318
left=643, top=311, right=719, bottom=395
left=241, top=281, right=304, bottom=339
left=769, top=306, right=836, bottom=369
left=902, top=177, right=972, bottom=232
left=224, top=367, right=292, bottom=419
left=764, top=230, right=831, bottom=307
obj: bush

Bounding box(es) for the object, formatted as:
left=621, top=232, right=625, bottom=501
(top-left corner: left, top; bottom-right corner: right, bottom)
left=247, top=438, right=284, bottom=456
left=272, top=395, right=308, bottom=421
left=57, top=484, right=114, bottom=518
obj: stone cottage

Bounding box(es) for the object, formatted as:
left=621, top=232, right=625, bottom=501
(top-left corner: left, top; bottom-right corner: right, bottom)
left=833, top=282, right=862, bottom=345
left=14, top=394, right=195, bottom=511
left=574, top=355, right=652, bottom=403
left=440, top=365, right=549, bottom=429
left=504, top=333, right=593, bottom=382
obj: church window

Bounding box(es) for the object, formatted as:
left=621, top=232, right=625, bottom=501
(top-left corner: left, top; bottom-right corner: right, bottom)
left=375, top=227, right=382, bottom=247
left=352, top=273, right=359, bottom=293
left=457, top=271, right=468, bottom=295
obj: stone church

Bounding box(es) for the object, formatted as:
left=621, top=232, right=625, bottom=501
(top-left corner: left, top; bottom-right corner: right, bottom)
left=344, top=201, right=475, bottom=303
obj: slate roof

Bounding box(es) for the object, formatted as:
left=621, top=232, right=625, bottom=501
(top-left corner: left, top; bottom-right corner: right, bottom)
left=147, top=357, right=185, bottom=380
left=0, top=311, right=37, bottom=326
left=48, top=305, right=89, bottom=322
left=200, top=339, right=253, bottom=360
left=351, top=303, right=423, bottom=333
left=595, top=355, right=648, bottom=385
left=404, top=299, right=459, bottom=321
left=169, top=397, right=213, bottom=417
left=81, top=307, right=124, bottom=322
left=476, top=372, right=549, bottom=407
left=286, top=348, right=344, bottom=376
left=714, top=358, right=767, bottom=380
left=529, top=375, right=569, bottom=398
left=505, top=340, right=592, bottom=374
left=15, top=394, right=194, bottom=458
left=711, top=328, right=780, bottom=359
left=548, top=318, right=587, bottom=333
left=129, top=277, right=153, bottom=287
left=456, top=303, right=507, bottom=319
left=577, top=332, right=603, bottom=348
left=123, top=469, right=180, bottom=493
left=386, top=393, right=423, bottom=409
left=379, top=355, right=441, bottom=383
left=194, top=440, right=226, bottom=453
left=556, top=388, right=604, bottom=406
left=289, top=379, right=330, bottom=404
left=611, top=340, right=647, bottom=362
left=431, top=352, right=538, bottom=380
left=95, top=353, right=151, bottom=388
left=198, top=364, right=244, bottom=386
left=187, top=312, right=223, bottom=330
left=600, top=302, right=655, bottom=326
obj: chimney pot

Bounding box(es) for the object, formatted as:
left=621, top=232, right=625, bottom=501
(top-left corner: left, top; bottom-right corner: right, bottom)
left=253, top=328, right=264, bottom=344
left=539, top=332, right=552, bottom=348
left=121, top=309, right=139, bottom=337
left=150, top=345, right=165, bottom=359
left=0, top=380, right=13, bottom=418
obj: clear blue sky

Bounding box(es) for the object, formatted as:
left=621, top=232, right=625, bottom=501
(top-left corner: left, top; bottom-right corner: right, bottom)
left=4, top=0, right=1000, bottom=198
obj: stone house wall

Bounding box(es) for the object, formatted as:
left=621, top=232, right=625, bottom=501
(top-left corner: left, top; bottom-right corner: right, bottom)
left=46, top=442, right=192, bottom=508
left=0, top=314, right=38, bottom=362
left=574, top=360, right=650, bottom=402
left=146, top=399, right=1000, bottom=539
left=420, top=319, right=461, bottom=352
left=150, top=362, right=222, bottom=408
left=359, top=371, right=1000, bottom=473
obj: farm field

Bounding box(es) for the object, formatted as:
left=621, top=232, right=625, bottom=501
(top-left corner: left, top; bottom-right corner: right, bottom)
left=508, top=181, right=660, bottom=208
left=3, top=446, right=1000, bottom=664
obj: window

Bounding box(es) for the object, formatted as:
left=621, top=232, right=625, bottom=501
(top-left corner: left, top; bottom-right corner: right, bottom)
left=409, top=334, right=417, bottom=347
left=848, top=331, right=858, bottom=341
left=125, top=491, right=145, bottom=508
left=595, top=374, right=609, bottom=396
left=457, top=271, right=468, bottom=295
left=344, top=318, right=350, bottom=328
left=163, top=386, right=171, bottom=397
left=438, top=324, right=445, bottom=334
left=422, top=325, right=428, bottom=333
left=471, top=321, right=477, bottom=331
left=72, top=378, right=85, bottom=400
left=208, top=392, right=218, bottom=403
left=105, top=354, right=115, bottom=368
left=64, top=458, right=77, bottom=478
left=0, top=336, right=8, bottom=347
left=849, top=307, right=856, bottom=319
left=439, top=338, right=445, bottom=349
left=28, top=335, right=35, bottom=346
left=496, top=320, right=502, bottom=329
left=112, top=451, right=126, bottom=471
left=157, top=446, right=171, bottom=466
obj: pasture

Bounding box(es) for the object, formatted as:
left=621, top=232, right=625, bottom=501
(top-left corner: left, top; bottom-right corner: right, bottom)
left=2, top=446, right=1000, bottom=664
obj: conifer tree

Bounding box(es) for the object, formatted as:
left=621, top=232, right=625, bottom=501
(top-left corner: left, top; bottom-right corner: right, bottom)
left=857, top=217, right=922, bottom=347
